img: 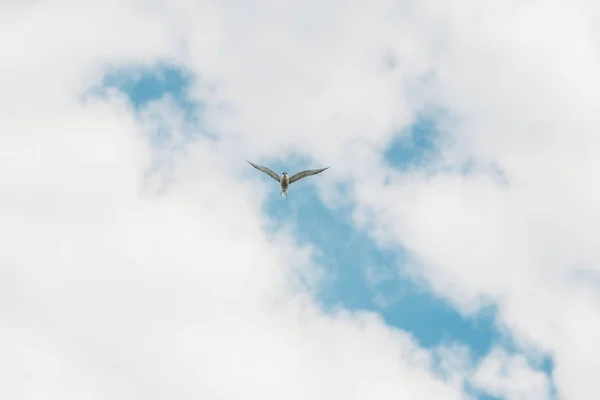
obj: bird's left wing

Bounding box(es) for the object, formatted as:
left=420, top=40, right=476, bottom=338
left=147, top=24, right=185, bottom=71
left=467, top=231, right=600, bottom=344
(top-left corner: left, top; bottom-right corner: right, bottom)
left=247, top=161, right=281, bottom=182
left=288, top=167, right=330, bottom=184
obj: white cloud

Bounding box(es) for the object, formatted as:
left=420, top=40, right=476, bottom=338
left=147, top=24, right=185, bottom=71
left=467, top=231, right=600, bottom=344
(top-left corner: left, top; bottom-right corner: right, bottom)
left=5, top=0, right=599, bottom=398
left=0, top=3, right=475, bottom=399
left=1, top=79, right=471, bottom=398
left=471, top=348, right=551, bottom=400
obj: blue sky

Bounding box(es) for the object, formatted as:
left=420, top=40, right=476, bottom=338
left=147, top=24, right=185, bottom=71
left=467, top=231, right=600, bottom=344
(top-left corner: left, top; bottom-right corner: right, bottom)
left=102, top=64, right=554, bottom=397
left=6, top=1, right=598, bottom=397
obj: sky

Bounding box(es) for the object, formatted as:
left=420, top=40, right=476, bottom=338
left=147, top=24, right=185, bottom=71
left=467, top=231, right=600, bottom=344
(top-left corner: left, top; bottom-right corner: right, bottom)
left=1, top=1, right=599, bottom=399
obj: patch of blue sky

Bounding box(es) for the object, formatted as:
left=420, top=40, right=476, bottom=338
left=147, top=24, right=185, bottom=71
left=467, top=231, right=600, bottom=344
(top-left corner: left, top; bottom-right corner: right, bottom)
left=264, top=180, right=499, bottom=359
left=384, top=111, right=442, bottom=171
left=257, top=154, right=499, bottom=356
left=105, top=66, right=555, bottom=387
left=386, top=110, right=511, bottom=188
left=95, top=63, right=217, bottom=165
left=101, top=63, right=197, bottom=114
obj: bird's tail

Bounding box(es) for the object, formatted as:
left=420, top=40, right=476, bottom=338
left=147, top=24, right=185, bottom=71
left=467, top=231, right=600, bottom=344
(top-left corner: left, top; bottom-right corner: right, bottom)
left=281, top=190, right=287, bottom=199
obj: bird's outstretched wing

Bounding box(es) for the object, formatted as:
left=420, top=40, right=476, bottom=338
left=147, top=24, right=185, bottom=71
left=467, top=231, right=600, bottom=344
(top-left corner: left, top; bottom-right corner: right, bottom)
left=289, top=167, right=329, bottom=184
left=247, top=161, right=281, bottom=182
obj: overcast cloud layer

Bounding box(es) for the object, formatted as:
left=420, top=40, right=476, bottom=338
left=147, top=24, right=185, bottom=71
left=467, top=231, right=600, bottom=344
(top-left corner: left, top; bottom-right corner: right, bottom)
left=2, top=0, right=599, bottom=399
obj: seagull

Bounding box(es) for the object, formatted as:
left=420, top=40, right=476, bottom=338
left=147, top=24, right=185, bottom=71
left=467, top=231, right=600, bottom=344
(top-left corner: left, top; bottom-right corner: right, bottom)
left=247, top=160, right=329, bottom=199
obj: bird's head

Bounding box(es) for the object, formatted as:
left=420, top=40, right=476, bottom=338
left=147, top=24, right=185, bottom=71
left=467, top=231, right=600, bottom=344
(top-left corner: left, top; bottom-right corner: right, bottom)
left=282, top=172, right=288, bottom=176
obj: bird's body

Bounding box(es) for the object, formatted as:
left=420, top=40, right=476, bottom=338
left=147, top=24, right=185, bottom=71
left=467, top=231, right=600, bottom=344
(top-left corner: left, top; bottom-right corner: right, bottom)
left=247, top=161, right=329, bottom=199
left=280, top=173, right=290, bottom=198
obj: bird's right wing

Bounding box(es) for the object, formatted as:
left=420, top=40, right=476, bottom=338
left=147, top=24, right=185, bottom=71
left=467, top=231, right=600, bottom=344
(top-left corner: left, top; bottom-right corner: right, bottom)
left=288, top=167, right=329, bottom=184
left=247, top=161, right=281, bottom=182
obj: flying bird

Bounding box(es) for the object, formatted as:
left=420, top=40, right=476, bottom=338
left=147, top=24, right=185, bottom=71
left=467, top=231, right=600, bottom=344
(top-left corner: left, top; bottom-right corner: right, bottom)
left=247, top=160, right=329, bottom=199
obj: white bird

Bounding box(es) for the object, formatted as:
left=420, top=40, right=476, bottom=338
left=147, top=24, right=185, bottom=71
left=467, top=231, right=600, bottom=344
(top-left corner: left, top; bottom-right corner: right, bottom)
left=247, top=160, right=329, bottom=199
